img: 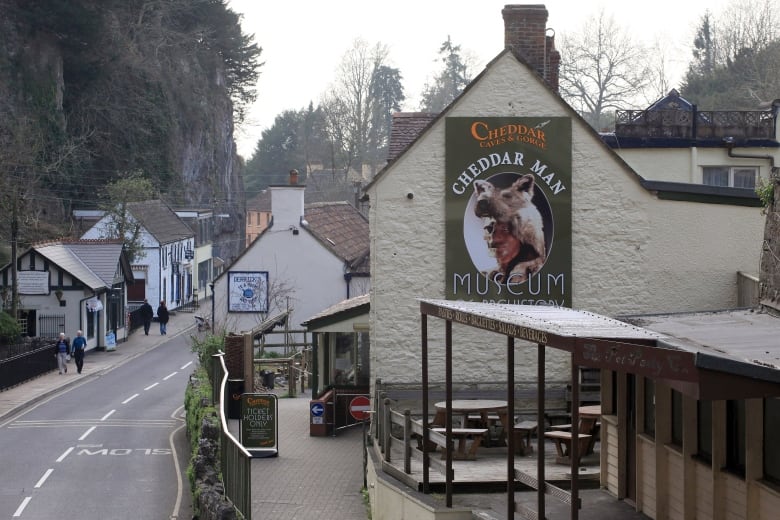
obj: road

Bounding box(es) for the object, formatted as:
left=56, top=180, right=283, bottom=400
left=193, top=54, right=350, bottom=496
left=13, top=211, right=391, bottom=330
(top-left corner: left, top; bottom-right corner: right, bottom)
left=0, top=333, right=197, bottom=519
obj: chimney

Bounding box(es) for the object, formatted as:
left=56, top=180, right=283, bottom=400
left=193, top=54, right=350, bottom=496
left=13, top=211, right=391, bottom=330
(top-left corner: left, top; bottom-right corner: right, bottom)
left=270, top=169, right=305, bottom=229
left=502, top=4, right=560, bottom=91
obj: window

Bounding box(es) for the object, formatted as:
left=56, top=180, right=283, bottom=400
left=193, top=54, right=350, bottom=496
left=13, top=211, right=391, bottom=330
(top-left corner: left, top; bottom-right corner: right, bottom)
left=644, top=378, right=655, bottom=438
left=702, top=166, right=757, bottom=188
left=330, top=332, right=370, bottom=387
left=671, top=390, right=683, bottom=446
left=697, top=400, right=712, bottom=463
left=764, top=398, right=780, bottom=483
left=726, top=400, right=746, bottom=476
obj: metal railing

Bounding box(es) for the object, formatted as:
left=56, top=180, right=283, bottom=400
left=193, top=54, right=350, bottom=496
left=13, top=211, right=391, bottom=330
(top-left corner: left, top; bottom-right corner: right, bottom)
left=212, top=352, right=252, bottom=520
left=38, top=315, right=66, bottom=339
left=0, top=340, right=57, bottom=391
left=614, top=108, right=775, bottom=140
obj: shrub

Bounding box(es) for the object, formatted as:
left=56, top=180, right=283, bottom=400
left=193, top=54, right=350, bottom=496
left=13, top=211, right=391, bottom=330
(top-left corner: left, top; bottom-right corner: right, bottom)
left=756, top=179, right=775, bottom=214
left=190, top=332, right=225, bottom=376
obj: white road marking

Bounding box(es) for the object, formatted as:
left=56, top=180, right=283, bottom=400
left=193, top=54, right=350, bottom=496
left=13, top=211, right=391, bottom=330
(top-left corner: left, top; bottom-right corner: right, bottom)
left=34, top=469, right=53, bottom=488
left=169, top=405, right=186, bottom=520
left=79, top=426, right=96, bottom=440
left=13, top=497, right=31, bottom=517
left=145, top=382, right=159, bottom=391
left=122, top=393, right=139, bottom=404
left=180, top=361, right=193, bottom=370
left=56, top=447, right=74, bottom=462
left=163, top=372, right=177, bottom=381
left=101, top=410, right=116, bottom=420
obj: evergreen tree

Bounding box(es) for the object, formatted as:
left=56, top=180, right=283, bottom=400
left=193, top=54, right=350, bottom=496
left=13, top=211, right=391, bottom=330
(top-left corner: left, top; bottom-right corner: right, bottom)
left=419, top=36, right=471, bottom=113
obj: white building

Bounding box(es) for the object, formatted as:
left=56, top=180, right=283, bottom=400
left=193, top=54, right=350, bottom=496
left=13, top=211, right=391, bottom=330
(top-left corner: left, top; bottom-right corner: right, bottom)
left=0, top=240, right=133, bottom=348
left=212, top=172, right=370, bottom=336
left=81, top=200, right=195, bottom=312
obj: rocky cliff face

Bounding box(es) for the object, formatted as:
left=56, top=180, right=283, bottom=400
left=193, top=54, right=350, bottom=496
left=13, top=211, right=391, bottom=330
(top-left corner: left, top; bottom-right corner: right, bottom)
left=0, top=1, right=248, bottom=261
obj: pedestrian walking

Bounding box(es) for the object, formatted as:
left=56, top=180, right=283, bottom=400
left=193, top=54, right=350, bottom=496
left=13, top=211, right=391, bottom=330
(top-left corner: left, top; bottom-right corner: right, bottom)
left=54, top=332, right=70, bottom=375
left=156, top=300, right=169, bottom=335
left=71, top=330, right=87, bottom=374
left=139, top=299, right=154, bottom=335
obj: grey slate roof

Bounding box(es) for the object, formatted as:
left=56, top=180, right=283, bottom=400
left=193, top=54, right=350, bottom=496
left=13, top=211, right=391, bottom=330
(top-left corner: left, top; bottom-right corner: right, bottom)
left=33, top=240, right=132, bottom=290
left=127, top=200, right=194, bottom=245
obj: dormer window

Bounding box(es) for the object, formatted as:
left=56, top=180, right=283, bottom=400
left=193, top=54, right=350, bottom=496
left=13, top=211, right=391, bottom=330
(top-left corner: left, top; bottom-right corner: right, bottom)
left=702, top=166, right=757, bottom=189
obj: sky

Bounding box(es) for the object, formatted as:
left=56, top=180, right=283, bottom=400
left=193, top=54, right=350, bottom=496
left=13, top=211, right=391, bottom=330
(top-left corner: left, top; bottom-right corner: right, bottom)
left=227, top=0, right=731, bottom=159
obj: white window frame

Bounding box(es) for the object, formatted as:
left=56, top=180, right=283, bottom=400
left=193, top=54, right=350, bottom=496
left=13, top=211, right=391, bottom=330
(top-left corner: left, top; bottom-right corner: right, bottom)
left=702, top=166, right=758, bottom=188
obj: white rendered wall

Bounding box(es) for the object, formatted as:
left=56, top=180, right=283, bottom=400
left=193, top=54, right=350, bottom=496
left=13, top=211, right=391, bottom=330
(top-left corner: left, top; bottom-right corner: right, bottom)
left=212, top=226, right=356, bottom=335
left=366, top=53, right=765, bottom=384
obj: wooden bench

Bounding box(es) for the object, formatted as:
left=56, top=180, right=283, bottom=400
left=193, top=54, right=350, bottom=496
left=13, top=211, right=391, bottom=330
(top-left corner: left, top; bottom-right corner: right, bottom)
left=544, top=431, right=592, bottom=465
left=513, top=421, right=538, bottom=456
left=431, top=428, right=489, bottom=460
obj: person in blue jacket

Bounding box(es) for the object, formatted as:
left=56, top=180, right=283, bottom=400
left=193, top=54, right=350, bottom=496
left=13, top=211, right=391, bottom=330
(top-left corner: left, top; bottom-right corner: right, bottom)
left=71, top=330, right=87, bottom=374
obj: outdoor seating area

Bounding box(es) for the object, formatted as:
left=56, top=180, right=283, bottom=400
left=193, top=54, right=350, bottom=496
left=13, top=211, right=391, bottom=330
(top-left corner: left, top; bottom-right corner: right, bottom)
left=375, top=396, right=603, bottom=491
left=374, top=382, right=603, bottom=494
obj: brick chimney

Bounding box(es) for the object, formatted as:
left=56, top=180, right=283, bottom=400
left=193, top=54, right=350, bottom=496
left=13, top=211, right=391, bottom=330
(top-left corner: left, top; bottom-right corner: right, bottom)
left=502, top=4, right=560, bottom=91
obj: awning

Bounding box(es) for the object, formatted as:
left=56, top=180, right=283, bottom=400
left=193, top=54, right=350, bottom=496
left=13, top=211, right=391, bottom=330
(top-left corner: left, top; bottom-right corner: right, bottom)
left=249, top=310, right=290, bottom=339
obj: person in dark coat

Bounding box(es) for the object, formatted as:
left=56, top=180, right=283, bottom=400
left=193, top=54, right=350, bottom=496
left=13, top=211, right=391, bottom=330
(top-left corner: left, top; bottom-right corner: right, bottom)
left=139, top=299, right=154, bottom=335
left=156, top=300, right=170, bottom=335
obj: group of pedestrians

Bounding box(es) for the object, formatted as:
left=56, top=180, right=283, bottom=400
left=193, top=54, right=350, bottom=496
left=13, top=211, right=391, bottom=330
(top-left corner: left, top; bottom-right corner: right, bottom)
left=54, top=299, right=170, bottom=376
left=138, top=299, right=170, bottom=335
left=54, top=330, right=87, bottom=375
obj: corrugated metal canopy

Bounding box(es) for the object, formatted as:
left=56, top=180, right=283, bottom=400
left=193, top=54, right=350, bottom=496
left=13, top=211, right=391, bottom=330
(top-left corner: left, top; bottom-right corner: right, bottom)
left=420, top=300, right=780, bottom=398
left=420, top=299, right=661, bottom=350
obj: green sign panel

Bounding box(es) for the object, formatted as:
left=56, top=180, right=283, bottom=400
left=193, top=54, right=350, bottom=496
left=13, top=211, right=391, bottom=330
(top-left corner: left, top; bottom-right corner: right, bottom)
left=240, top=393, right=278, bottom=457
left=445, top=117, right=572, bottom=307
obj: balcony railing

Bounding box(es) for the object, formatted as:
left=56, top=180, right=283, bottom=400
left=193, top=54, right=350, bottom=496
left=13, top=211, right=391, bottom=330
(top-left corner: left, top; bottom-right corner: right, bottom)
left=614, top=108, right=776, bottom=140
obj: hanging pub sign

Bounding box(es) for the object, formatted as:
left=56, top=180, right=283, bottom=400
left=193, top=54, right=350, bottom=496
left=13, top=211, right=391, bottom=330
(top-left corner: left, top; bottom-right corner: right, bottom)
left=240, top=393, right=278, bottom=457
left=445, top=117, right=572, bottom=307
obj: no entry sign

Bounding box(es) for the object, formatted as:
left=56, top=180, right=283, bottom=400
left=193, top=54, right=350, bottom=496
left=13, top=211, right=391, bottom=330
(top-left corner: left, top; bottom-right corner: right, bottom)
left=349, top=395, right=371, bottom=421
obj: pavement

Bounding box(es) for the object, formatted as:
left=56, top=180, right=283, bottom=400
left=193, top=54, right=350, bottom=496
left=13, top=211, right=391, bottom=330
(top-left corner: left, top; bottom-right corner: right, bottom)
left=0, top=309, right=369, bottom=520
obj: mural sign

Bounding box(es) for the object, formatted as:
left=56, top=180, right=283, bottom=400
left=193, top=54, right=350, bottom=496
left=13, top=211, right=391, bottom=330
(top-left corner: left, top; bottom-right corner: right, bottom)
left=445, top=117, right=572, bottom=307
left=227, top=271, right=269, bottom=313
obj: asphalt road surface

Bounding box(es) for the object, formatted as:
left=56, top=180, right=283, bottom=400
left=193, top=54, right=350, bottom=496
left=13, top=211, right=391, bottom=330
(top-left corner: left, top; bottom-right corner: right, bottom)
left=0, top=333, right=197, bottom=519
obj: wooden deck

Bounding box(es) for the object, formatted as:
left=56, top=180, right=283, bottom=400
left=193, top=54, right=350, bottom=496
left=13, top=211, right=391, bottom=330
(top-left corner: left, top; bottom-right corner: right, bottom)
left=380, top=434, right=602, bottom=492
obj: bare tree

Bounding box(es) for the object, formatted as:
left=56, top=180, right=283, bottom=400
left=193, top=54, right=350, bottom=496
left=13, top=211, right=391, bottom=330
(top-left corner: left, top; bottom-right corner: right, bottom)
left=558, top=10, right=651, bottom=129
left=716, top=0, right=778, bottom=66
left=320, top=38, right=402, bottom=180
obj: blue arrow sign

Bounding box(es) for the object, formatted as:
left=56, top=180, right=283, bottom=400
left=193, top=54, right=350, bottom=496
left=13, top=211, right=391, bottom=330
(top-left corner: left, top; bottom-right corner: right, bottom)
left=310, top=403, right=324, bottom=417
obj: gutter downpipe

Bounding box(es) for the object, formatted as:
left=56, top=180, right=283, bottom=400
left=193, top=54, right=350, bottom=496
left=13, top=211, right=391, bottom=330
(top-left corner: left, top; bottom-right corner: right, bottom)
left=724, top=137, right=777, bottom=171
left=723, top=99, right=780, bottom=175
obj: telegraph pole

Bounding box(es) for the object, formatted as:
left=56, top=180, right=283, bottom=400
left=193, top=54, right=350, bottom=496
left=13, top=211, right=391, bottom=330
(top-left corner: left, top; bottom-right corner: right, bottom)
left=10, top=194, right=18, bottom=319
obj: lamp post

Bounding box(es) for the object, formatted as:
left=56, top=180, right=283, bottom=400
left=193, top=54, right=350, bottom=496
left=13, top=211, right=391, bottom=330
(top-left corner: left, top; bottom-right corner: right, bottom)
left=209, top=282, right=215, bottom=331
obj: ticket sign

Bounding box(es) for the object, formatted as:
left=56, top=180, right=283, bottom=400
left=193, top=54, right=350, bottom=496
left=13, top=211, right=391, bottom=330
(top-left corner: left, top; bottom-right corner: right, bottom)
left=240, top=393, right=278, bottom=458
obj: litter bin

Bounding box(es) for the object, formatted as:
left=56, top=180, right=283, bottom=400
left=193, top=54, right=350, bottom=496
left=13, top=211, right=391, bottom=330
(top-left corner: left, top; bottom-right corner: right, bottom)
left=261, top=370, right=275, bottom=390
left=227, top=379, right=244, bottom=419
